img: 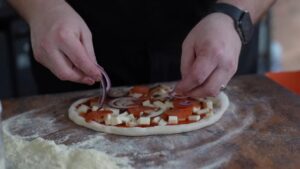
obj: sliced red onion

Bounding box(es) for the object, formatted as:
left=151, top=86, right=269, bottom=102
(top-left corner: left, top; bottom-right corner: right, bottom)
left=98, top=76, right=106, bottom=108
left=146, top=108, right=164, bottom=118
left=179, top=100, right=192, bottom=106
left=109, top=97, right=139, bottom=109
left=169, top=91, right=188, bottom=99
left=96, top=64, right=111, bottom=91
left=96, top=64, right=111, bottom=108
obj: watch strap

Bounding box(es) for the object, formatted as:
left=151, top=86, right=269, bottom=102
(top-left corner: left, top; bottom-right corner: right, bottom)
left=212, top=3, right=244, bottom=22
left=211, top=3, right=254, bottom=44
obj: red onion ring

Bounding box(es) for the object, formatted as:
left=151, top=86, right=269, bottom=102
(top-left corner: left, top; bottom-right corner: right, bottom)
left=97, top=64, right=111, bottom=91
left=179, top=100, right=192, bottom=106
left=169, top=91, right=188, bottom=99
left=98, top=77, right=106, bottom=108
left=109, top=97, right=139, bottom=109
left=96, top=64, right=111, bottom=108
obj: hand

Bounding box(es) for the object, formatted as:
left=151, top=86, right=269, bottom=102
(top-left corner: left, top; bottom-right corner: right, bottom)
left=29, top=1, right=101, bottom=85
left=175, top=13, right=242, bottom=97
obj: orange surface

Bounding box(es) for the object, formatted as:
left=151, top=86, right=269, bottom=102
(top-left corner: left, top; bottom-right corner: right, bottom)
left=265, top=71, right=300, bottom=95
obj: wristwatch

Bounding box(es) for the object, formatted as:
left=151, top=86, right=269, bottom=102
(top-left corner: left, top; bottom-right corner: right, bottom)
left=211, top=3, right=254, bottom=45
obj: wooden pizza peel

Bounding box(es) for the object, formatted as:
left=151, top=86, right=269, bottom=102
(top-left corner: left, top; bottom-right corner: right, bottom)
left=2, top=75, right=300, bottom=169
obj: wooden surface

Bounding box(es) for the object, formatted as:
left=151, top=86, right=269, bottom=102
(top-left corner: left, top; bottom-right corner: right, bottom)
left=2, top=75, right=300, bottom=169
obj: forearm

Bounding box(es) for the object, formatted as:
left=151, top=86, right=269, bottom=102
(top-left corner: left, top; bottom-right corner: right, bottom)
left=217, top=0, right=276, bottom=23
left=8, top=0, right=66, bottom=24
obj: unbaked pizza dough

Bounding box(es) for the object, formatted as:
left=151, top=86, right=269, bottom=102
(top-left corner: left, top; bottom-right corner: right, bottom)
left=68, top=91, right=229, bottom=136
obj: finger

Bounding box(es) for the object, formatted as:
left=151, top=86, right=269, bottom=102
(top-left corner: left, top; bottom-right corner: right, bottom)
left=186, top=67, right=231, bottom=98
left=58, top=33, right=101, bottom=81
left=180, top=40, right=195, bottom=79
left=80, top=28, right=97, bottom=63
left=45, top=49, right=96, bottom=85
left=175, top=53, right=217, bottom=94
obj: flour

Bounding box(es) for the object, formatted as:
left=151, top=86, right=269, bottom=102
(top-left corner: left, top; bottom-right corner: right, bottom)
left=2, top=118, right=133, bottom=169
left=0, top=159, right=5, bottom=169
left=201, top=157, right=231, bottom=169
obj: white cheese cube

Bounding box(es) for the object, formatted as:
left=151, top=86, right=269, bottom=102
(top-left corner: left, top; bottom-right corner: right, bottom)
left=153, top=101, right=173, bottom=110
left=142, top=100, right=155, bottom=107
left=90, top=101, right=99, bottom=107
left=137, top=117, right=151, bottom=126
left=130, top=93, right=143, bottom=98
left=205, top=100, right=213, bottom=109
left=194, top=108, right=209, bottom=115
left=128, top=114, right=135, bottom=120
left=110, top=116, right=122, bottom=126
left=119, top=112, right=128, bottom=117
left=158, top=119, right=167, bottom=126
left=110, top=108, right=120, bottom=116
left=168, top=116, right=178, bottom=125
left=118, top=112, right=130, bottom=123
left=205, top=110, right=214, bottom=118
left=140, top=112, right=144, bottom=117
left=119, top=116, right=130, bottom=123
left=77, top=104, right=89, bottom=113
left=188, top=115, right=201, bottom=121
left=152, top=116, right=161, bottom=124
left=104, top=114, right=112, bottom=125
left=165, top=101, right=174, bottom=108
left=192, top=106, right=201, bottom=113
left=126, top=120, right=137, bottom=127
left=91, top=105, right=99, bottom=112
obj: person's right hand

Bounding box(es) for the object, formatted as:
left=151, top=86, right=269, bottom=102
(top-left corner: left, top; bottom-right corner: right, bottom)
left=29, top=1, right=101, bottom=85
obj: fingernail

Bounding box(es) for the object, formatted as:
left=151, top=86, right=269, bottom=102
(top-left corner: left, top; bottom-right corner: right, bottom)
left=93, top=74, right=102, bottom=82
left=84, top=77, right=95, bottom=85
left=93, top=66, right=103, bottom=81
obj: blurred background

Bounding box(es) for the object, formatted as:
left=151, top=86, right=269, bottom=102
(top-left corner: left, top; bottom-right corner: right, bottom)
left=0, top=0, right=299, bottom=99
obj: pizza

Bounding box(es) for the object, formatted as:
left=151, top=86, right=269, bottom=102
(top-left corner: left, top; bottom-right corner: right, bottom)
left=68, top=84, right=229, bottom=136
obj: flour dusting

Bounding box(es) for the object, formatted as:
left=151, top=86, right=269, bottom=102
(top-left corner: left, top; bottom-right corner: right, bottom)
left=0, top=159, right=5, bottom=169
left=2, top=110, right=133, bottom=169
left=1, top=90, right=272, bottom=169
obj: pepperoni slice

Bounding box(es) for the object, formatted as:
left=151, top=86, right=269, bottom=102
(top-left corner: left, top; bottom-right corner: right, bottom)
left=130, top=86, right=150, bottom=96
left=128, top=106, right=157, bottom=118
left=162, top=108, right=193, bottom=121
left=173, top=99, right=198, bottom=109
left=82, top=110, right=112, bottom=123
left=109, top=97, right=140, bottom=109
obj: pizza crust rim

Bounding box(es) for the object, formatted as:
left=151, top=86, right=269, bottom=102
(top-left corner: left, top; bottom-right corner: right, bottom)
left=68, top=92, right=229, bottom=136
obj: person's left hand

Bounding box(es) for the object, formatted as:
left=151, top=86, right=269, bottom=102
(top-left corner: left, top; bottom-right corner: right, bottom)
left=175, top=13, right=242, bottom=98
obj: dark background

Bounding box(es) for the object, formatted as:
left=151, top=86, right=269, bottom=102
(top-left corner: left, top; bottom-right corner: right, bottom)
left=0, top=0, right=274, bottom=99
left=0, top=0, right=37, bottom=99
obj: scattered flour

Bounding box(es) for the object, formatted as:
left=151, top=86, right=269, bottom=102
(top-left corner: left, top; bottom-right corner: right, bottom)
left=2, top=120, right=133, bottom=169
left=0, top=159, right=5, bottom=169
left=201, top=157, right=231, bottom=169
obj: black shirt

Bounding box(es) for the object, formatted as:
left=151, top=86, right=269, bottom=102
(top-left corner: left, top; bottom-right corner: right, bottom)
left=31, top=0, right=259, bottom=93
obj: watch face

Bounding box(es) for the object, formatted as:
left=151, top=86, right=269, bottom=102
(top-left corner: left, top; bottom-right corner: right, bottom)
left=239, top=12, right=254, bottom=44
